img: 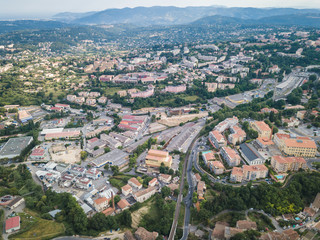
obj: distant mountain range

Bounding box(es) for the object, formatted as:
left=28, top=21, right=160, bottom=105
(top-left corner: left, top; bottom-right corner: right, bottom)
left=52, top=6, right=320, bottom=26
left=192, top=13, right=320, bottom=27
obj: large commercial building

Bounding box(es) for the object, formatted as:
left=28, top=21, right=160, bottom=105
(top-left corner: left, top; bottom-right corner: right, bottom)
left=0, top=136, right=33, bottom=159
left=145, top=149, right=172, bottom=168
left=18, top=110, right=33, bottom=123
left=240, top=143, right=265, bottom=165
left=250, top=121, right=272, bottom=139
left=274, top=133, right=317, bottom=158
left=91, top=149, right=129, bottom=168
left=271, top=155, right=307, bottom=173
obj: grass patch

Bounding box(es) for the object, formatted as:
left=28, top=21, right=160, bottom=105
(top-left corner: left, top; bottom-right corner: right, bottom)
left=104, top=87, right=124, bottom=96
left=109, top=175, right=132, bottom=190
left=180, top=95, right=199, bottom=101
left=9, top=209, right=65, bottom=240
left=248, top=211, right=275, bottom=231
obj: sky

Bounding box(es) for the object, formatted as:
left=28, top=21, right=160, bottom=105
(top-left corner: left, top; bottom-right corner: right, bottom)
left=0, top=0, right=319, bottom=19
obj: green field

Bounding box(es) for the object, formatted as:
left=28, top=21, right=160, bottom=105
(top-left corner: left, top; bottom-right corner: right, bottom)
left=10, top=209, right=65, bottom=240
left=104, top=87, right=124, bottom=96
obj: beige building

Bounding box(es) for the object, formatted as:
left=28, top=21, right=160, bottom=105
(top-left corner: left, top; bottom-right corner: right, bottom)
left=121, top=184, right=133, bottom=196
left=271, top=155, right=307, bottom=173
left=145, top=149, right=172, bottom=168
left=134, top=186, right=157, bottom=203
left=274, top=133, right=317, bottom=158
left=128, top=177, right=142, bottom=190
left=93, top=197, right=109, bottom=212
left=250, top=121, right=272, bottom=139
left=230, top=165, right=268, bottom=182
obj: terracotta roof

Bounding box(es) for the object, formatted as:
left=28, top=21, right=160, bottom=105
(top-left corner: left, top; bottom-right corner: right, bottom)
left=122, top=184, right=132, bottom=192
left=102, top=207, right=114, bottom=216
left=236, top=220, right=257, bottom=230
left=284, top=138, right=317, bottom=149
left=252, top=121, right=271, bottom=132
left=231, top=167, right=243, bottom=176
left=134, top=186, right=156, bottom=198
left=243, top=164, right=268, bottom=172
left=5, top=216, right=20, bottom=231
left=313, top=193, right=320, bottom=210
left=135, top=227, right=158, bottom=240
left=211, top=130, right=225, bottom=141
left=128, top=177, right=142, bottom=187
left=94, top=197, right=107, bottom=205
left=117, top=199, right=130, bottom=209
left=149, top=178, right=157, bottom=185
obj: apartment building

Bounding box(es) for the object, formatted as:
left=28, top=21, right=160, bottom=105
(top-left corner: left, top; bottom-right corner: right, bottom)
left=228, top=125, right=246, bottom=145
left=134, top=186, right=157, bottom=203
left=250, top=121, right=272, bottom=139
left=230, top=167, right=244, bottom=183
left=209, top=130, right=226, bottom=149
left=220, top=147, right=241, bottom=167
left=128, top=177, right=142, bottom=190
left=230, top=164, right=268, bottom=182
left=209, top=161, right=225, bottom=175
left=271, top=155, right=307, bottom=173
left=145, top=149, right=172, bottom=168
left=274, top=133, right=317, bottom=158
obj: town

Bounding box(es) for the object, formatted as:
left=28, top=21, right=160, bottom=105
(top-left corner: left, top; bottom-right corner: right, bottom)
left=0, top=11, right=320, bottom=240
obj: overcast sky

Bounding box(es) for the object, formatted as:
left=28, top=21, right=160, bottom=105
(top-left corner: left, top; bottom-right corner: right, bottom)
left=1, top=0, right=319, bottom=19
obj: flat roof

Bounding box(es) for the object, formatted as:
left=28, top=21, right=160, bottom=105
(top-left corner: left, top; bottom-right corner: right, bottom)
left=91, top=149, right=129, bottom=167
left=240, top=143, right=262, bottom=162
left=0, top=136, right=33, bottom=159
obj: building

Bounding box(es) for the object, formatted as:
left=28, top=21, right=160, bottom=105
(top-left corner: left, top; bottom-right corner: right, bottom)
left=148, top=178, right=158, bottom=187
left=243, top=165, right=268, bottom=181
left=197, top=181, right=206, bottom=200
left=228, top=125, right=246, bottom=145
left=18, top=110, right=33, bottom=123
left=135, top=227, right=158, bottom=240
left=6, top=196, right=24, bottom=210
left=230, top=167, right=244, bottom=183
left=220, top=147, right=241, bottom=167
left=122, top=184, right=133, bottom=196
left=29, top=147, right=46, bottom=160
left=201, top=151, right=215, bottom=166
left=118, top=115, right=148, bottom=131
left=250, top=121, right=272, bottom=139
left=274, top=133, right=317, bottom=158
left=236, top=220, right=257, bottom=230
left=5, top=216, right=20, bottom=233
left=145, top=149, right=172, bottom=168
left=85, top=168, right=101, bottom=180
left=209, top=130, right=226, bottom=149
left=0, top=136, right=33, bottom=159
left=91, top=149, right=129, bottom=168
left=311, top=193, right=320, bottom=212
left=240, top=143, right=265, bottom=165
left=76, top=177, right=92, bottom=189
left=134, top=187, right=157, bottom=203
left=214, top=116, right=239, bottom=133
left=117, top=199, right=130, bottom=211
left=164, top=85, right=186, bottom=93
left=128, top=177, right=142, bottom=189
left=158, top=174, right=172, bottom=184
left=93, top=197, right=109, bottom=212
left=271, top=155, right=307, bottom=173
left=209, top=161, right=225, bottom=175
left=44, top=131, right=81, bottom=140
left=230, top=165, right=268, bottom=182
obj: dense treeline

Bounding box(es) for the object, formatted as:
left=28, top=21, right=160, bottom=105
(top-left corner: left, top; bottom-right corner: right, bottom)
left=193, top=172, right=320, bottom=222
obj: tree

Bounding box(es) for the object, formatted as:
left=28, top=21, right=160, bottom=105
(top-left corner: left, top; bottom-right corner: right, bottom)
left=80, top=151, right=88, bottom=161
left=118, top=210, right=132, bottom=227
left=104, top=164, right=110, bottom=171
left=161, top=186, right=171, bottom=198
left=111, top=166, right=119, bottom=175
left=104, top=147, right=111, bottom=153
left=94, top=146, right=99, bottom=150
left=114, top=195, right=121, bottom=205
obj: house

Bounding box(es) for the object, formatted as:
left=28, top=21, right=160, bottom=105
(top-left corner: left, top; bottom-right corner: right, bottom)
left=134, top=187, right=156, bottom=203
left=128, top=177, right=142, bottom=189
left=211, top=222, right=229, bottom=240
left=135, top=227, right=158, bottom=240
left=197, top=181, right=206, bottom=200
left=117, top=199, right=130, bottom=211
left=159, top=174, right=172, bottom=184
left=121, top=184, right=133, bottom=196
left=220, top=147, right=241, bottom=167
left=93, top=197, right=109, bottom=212
left=5, top=216, right=20, bottom=233
left=145, top=149, right=172, bottom=168
left=209, top=161, right=225, bottom=175
left=148, top=178, right=158, bottom=187
left=194, top=173, right=201, bottom=183
left=236, top=220, right=257, bottom=230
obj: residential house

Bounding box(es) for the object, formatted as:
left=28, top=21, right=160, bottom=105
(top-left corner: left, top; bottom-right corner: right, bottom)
left=121, top=184, right=133, bottom=196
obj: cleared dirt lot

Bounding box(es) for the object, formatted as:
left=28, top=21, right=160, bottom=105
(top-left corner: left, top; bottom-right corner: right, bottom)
left=50, top=148, right=81, bottom=164
left=131, top=203, right=151, bottom=229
